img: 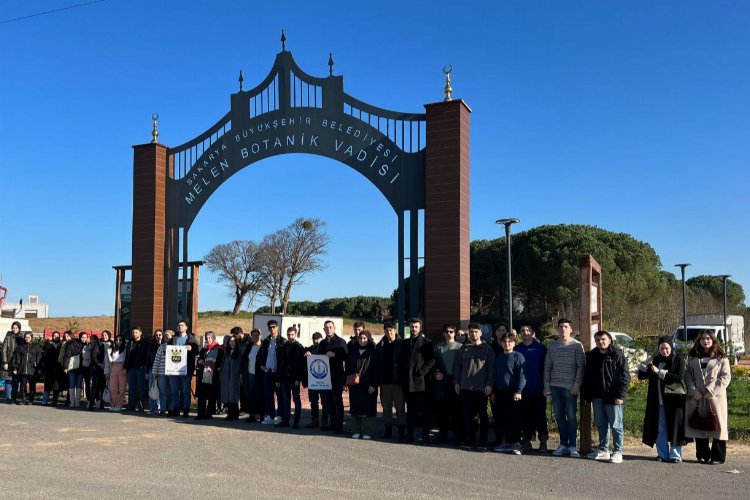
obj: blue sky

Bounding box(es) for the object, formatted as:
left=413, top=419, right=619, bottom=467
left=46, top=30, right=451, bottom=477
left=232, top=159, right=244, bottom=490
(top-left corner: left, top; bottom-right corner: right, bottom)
left=1, top=0, right=748, bottom=317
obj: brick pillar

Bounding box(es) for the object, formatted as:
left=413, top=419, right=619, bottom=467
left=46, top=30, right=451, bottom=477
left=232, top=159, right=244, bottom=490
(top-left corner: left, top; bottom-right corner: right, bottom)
left=424, top=100, right=471, bottom=339
left=131, top=143, right=168, bottom=337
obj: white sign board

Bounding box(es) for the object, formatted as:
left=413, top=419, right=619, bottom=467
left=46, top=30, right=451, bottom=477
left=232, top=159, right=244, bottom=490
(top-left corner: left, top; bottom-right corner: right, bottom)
left=306, top=355, right=332, bottom=390
left=165, top=346, right=188, bottom=376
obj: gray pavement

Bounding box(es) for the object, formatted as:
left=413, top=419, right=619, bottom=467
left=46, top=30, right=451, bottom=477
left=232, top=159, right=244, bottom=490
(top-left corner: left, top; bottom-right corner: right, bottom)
left=0, top=404, right=748, bottom=499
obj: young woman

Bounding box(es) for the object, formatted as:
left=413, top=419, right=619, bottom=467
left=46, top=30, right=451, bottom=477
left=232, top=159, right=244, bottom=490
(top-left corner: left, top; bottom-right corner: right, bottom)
left=346, top=330, right=379, bottom=440
left=241, top=329, right=264, bottom=423
left=220, top=336, right=242, bottom=421
left=638, top=336, right=689, bottom=463
left=147, top=329, right=164, bottom=414
left=684, top=330, right=731, bottom=464
left=151, top=330, right=173, bottom=416
left=101, top=330, right=113, bottom=407
left=63, top=332, right=87, bottom=408
left=41, top=331, right=62, bottom=405
left=108, top=336, right=128, bottom=411
left=56, top=331, right=73, bottom=406
left=87, top=334, right=105, bottom=410
left=1, top=322, right=22, bottom=403
left=196, top=332, right=223, bottom=420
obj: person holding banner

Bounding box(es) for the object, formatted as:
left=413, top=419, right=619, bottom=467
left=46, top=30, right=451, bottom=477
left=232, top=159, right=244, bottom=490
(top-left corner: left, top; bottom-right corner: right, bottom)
left=171, top=321, right=199, bottom=417
left=318, top=320, right=348, bottom=434
left=151, top=330, right=173, bottom=416
left=346, top=330, right=379, bottom=439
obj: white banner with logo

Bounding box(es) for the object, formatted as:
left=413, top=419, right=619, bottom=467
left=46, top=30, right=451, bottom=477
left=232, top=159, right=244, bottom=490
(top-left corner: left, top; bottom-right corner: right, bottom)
left=165, top=346, right=188, bottom=375
left=306, top=355, right=332, bottom=390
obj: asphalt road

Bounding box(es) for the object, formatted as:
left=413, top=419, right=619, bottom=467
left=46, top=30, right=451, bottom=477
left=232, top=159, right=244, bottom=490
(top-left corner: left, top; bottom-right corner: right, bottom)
left=1, top=404, right=748, bottom=499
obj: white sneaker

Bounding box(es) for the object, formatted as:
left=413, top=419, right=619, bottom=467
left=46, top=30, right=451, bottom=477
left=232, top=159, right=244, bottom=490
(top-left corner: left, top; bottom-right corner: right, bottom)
left=362, top=435, right=372, bottom=440
left=610, top=452, right=623, bottom=464
left=511, top=443, right=522, bottom=455
left=273, top=416, right=283, bottom=424
left=587, top=449, right=610, bottom=461
left=261, top=416, right=274, bottom=425
left=352, top=433, right=361, bottom=439
left=552, top=445, right=568, bottom=456
left=568, top=448, right=580, bottom=458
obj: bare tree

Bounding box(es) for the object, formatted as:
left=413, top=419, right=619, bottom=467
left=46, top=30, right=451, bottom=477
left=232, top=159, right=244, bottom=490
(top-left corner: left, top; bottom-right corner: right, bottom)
left=204, top=240, right=263, bottom=315
left=257, top=218, right=329, bottom=314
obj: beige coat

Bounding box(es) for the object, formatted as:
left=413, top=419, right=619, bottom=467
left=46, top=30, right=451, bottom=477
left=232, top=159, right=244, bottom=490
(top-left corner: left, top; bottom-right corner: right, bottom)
left=684, top=356, right=731, bottom=440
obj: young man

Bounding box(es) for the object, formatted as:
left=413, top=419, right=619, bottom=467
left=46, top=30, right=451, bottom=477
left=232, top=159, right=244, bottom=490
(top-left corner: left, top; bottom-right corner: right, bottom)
left=402, top=318, right=436, bottom=445
left=454, top=323, right=495, bottom=451
left=514, top=324, right=549, bottom=452
left=347, top=321, right=366, bottom=352
left=303, top=331, right=326, bottom=428
left=259, top=319, right=286, bottom=425
left=492, top=331, right=525, bottom=455
left=170, top=320, right=199, bottom=417
left=317, top=320, right=348, bottom=434
left=375, top=321, right=405, bottom=440
left=277, top=326, right=305, bottom=428
left=581, top=330, right=630, bottom=464
left=433, top=324, right=463, bottom=445
left=125, top=327, right=149, bottom=412
left=544, top=318, right=586, bottom=458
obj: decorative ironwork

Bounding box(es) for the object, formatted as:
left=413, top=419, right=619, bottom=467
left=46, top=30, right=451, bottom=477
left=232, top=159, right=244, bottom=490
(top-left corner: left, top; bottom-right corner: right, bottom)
left=151, top=113, right=159, bottom=144
left=167, top=48, right=427, bottom=230
left=443, top=65, right=453, bottom=102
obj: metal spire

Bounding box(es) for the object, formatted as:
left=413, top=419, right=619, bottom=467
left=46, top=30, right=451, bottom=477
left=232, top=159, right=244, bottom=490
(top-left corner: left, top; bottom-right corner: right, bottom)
left=328, top=53, right=334, bottom=76
left=238, top=70, right=244, bottom=91
left=443, top=65, right=453, bottom=102
left=281, top=29, right=286, bottom=51
left=151, top=113, right=159, bottom=144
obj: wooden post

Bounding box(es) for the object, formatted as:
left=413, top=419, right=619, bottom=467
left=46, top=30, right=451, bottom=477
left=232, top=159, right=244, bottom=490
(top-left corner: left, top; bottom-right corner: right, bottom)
left=579, top=254, right=602, bottom=454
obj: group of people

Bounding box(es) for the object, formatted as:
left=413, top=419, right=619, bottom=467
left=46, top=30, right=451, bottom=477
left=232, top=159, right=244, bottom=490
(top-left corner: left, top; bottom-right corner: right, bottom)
left=1, top=317, right=732, bottom=464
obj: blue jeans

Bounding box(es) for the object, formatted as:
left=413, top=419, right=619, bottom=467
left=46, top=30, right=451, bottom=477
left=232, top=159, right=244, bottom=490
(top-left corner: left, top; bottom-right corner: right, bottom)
left=169, top=374, right=192, bottom=411
left=156, top=374, right=170, bottom=412
left=68, top=370, right=84, bottom=389
left=551, top=386, right=578, bottom=449
left=127, top=367, right=147, bottom=410
left=148, top=372, right=159, bottom=411
left=656, top=405, right=682, bottom=461
left=591, top=398, right=624, bottom=453
left=263, top=370, right=280, bottom=418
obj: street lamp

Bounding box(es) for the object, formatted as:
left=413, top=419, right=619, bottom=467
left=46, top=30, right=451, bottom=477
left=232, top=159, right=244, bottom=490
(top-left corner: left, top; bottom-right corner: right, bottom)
left=675, top=263, right=690, bottom=342
left=718, top=274, right=731, bottom=355
left=496, top=218, right=520, bottom=331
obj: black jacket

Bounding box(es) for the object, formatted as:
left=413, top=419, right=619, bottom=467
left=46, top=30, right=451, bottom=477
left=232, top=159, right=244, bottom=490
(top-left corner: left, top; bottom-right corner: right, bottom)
left=90, top=339, right=105, bottom=373
left=124, top=338, right=149, bottom=370
left=319, top=334, right=348, bottom=389
left=638, top=352, right=689, bottom=447
left=11, top=341, right=42, bottom=376
left=581, top=346, right=630, bottom=403
left=375, top=335, right=403, bottom=385
left=401, top=334, right=436, bottom=393
left=346, top=341, right=379, bottom=416
left=63, top=339, right=84, bottom=370
left=41, top=340, right=61, bottom=374
left=279, top=340, right=306, bottom=384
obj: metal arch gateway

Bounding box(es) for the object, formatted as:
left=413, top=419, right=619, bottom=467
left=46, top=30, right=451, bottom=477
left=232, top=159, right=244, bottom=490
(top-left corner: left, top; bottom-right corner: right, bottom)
left=130, top=42, right=471, bottom=339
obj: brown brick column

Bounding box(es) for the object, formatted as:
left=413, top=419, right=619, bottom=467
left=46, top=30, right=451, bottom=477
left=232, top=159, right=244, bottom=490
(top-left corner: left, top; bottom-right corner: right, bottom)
left=424, top=100, right=471, bottom=339
left=131, top=143, right=168, bottom=337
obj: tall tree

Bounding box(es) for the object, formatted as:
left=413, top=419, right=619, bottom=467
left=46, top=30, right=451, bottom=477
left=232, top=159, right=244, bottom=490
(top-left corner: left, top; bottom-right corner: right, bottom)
left=257, top=218, right=329, bottom=314
left=686, top=275, right=746, bottom=312
left=204, top=240, right=263, bottom=315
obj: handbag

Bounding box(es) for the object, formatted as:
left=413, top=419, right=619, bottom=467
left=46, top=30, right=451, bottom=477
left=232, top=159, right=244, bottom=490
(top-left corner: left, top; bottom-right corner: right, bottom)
left=346, top=372, right=360, bottom=387
left=689, top=399, right=719, bottom=432
left=102, top=387, right=111, bottom=404
left=67, top=354, right=80, bottom=371
left=663, top=380, right=686, bottom=396
left=149, top=379, right=160, bottom=400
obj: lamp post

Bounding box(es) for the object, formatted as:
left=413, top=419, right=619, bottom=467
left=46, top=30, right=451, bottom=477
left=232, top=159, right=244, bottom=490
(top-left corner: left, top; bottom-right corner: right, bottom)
left=719, top=274, right=731, bottom=357
left=675, top=263, right=690, bottom=342
left=496, top=218, right=520, bottom=331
